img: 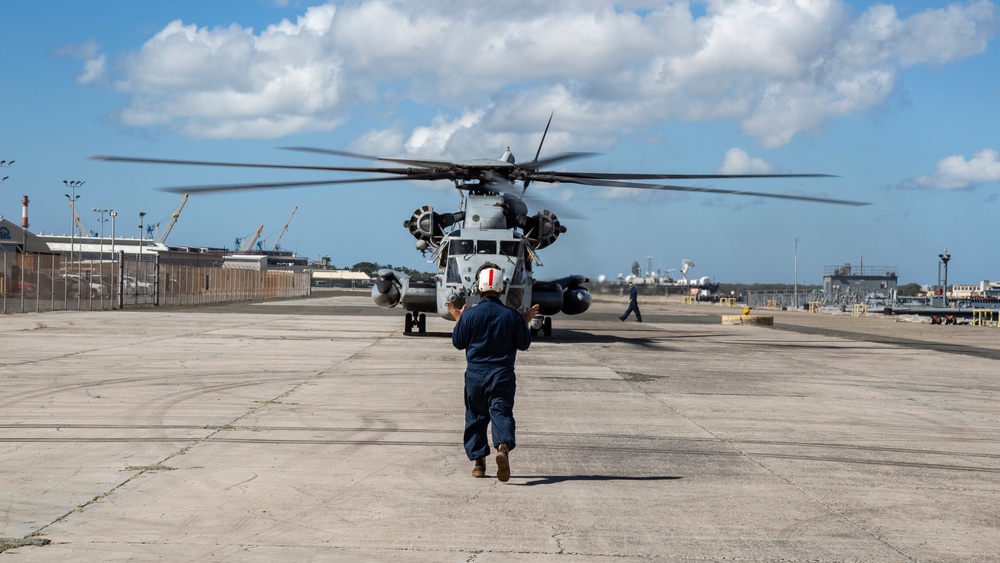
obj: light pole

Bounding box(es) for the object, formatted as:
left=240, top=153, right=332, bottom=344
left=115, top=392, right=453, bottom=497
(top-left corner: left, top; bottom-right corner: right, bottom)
left=794, top=238, right=799, bottom=309
left=93, top=208, right=109, bottom=263
left=938, top=249, right=951, bottom=306
left=63, top=180, right=84, bottom=261
left=139, top=211, right=146, bottom=258
left=109, top=210, right=117, bottom=258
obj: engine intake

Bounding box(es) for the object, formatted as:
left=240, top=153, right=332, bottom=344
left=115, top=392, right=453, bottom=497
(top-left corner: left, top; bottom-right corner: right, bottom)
left=523, top=209, right=565, bottom=250
left=404, top=205, right=463, bottom=249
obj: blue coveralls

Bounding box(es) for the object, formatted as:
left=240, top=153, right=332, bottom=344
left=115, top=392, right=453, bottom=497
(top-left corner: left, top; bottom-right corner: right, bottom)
left=451, top=295, right=531, bottom=461
left=620, top=286, right=642, bottom=321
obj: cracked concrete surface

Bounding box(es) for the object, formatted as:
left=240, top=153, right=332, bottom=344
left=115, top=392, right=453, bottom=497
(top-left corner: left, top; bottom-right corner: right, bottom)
left=1, top=294, right=999, bottom=561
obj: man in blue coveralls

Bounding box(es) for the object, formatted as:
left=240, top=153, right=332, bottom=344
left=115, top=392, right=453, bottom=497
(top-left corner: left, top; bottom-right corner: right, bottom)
left=620, top=282, right=642, bottom=322
left=447, top=265, right=539, bottom=482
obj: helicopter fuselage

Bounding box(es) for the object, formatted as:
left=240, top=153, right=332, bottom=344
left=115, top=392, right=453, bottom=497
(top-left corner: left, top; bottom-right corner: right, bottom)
left=371, top=171, right=592, bottom=335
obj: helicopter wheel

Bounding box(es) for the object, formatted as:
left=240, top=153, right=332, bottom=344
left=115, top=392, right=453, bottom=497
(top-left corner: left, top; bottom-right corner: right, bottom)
left=404, top=313, right=413, bottom=335
left=542, top=316, right=552, bottom=337
left=530, top=328, right=539, bottom=337
left=417, top=313, right=426, bottom=334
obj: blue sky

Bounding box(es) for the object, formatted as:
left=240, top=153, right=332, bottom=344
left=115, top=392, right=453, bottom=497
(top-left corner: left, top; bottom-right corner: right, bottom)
left=1, top=1, right=997, bottom=285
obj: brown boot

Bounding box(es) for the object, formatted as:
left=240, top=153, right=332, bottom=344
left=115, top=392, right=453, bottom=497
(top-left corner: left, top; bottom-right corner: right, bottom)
left=495, top=444, right=510, bottom=482
left=472, top=457, right=486, bottom=478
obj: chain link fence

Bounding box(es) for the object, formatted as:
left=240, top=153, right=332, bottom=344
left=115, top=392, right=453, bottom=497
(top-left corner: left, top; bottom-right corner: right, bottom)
left=1, top=251, right=310, bottom=314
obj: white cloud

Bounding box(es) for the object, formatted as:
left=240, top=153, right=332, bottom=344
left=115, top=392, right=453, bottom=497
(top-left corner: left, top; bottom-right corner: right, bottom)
left=353, top=127, right=406, bottom=156
left=99, top=0, right=996, bottom=143
left=77, top=54, right=107, bottom=85
left=115, top=5, right=343, bottom=138
left=405, top=110, right=486, bottom=156
left=718, top=148, right=777, bottom=174
left=53, top=39, right=108, bottom=85
left=909, top=149, right=1000, bottom=190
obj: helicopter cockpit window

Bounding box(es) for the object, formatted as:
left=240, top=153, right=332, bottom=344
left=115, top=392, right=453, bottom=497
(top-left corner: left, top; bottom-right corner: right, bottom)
left=450, top=239, right=474, bottom=255
left=500, top=241, right=520, bottom=257
left=477, top=240, right=497, bottom=255
left=447, top=257, right=462, bottom=283
left=512, top=259, right=525, bottom=285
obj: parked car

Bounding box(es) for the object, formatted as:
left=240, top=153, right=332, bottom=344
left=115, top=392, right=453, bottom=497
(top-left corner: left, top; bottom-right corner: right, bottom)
left=14, top=280, right=35, bottom=293
left=124, top=275, right=154, bottom=294
left=61, top=274, right=109, bottom=298
left=23, top=273, right=68, bottom=297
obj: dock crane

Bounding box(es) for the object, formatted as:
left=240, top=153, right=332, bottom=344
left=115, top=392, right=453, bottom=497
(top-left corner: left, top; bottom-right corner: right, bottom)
left=271, top=206, right=298, bottom=250
left=241, top=224, right=264, bottom=252
left=155, top=193, right=188, bottom=245
left=66, top=198, right=86, bottom=236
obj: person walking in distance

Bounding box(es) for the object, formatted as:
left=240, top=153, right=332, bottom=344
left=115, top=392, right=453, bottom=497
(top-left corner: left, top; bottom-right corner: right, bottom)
left=620, top=282, right=642, bottom=322
left=447, top=265, right=539, bottom=482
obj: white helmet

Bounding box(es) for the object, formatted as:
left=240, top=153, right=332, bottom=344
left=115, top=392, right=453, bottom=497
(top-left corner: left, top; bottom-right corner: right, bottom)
left=477, top=266, right=505, bottom=294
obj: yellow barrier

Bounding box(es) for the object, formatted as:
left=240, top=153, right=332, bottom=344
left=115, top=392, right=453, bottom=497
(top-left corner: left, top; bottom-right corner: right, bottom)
left=719, top=297, right=736, bottom=307
left=972, top=309, right=998, bottom=327
left=682, top=295, right=697, bottom=304
left=765, top=299, right=779, bottom=310
left=852, top=304, right=867, bottom=316
left=808, top=301, right=821, bottom=313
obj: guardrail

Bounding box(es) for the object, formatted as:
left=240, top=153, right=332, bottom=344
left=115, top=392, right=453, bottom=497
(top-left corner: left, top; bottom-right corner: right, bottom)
left=972, top=309, right=999, bottom=327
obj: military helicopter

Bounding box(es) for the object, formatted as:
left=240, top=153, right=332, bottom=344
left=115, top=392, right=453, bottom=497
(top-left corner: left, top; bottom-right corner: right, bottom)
left=91, top=116, right=868, bottom=335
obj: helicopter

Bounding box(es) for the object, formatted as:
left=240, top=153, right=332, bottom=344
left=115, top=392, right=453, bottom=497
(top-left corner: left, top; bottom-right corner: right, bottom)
left=91, top=116, right=869, bottom=336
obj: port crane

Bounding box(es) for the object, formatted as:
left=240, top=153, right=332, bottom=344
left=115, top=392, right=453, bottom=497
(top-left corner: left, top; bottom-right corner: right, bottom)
left=241, top=224, right=264, bottom=252
left=154, top=193, right=188, bottom=245
left=271, top=206, right=298, bottom=250
left=65, top=198, right=86, bottom=236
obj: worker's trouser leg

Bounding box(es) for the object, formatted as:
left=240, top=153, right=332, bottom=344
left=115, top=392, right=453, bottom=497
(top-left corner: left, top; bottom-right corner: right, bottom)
left=620, top=303, right=641, bottom=321
left=464, top=365, right=516, bottom=461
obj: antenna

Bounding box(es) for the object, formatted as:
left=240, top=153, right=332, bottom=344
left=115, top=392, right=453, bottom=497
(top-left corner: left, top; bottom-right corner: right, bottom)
left=681, top=259, right=695, bottom=282
left=521, top=111, right=554, bottom=196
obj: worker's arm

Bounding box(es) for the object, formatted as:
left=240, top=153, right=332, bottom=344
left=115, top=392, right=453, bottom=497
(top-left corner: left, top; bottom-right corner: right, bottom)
left=446, top=301, right=466, bottom=322
left=521, top=304, right=540, bottom=324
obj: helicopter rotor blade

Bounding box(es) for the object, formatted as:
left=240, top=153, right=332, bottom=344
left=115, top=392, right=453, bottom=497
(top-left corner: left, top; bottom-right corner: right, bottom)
left=280, top=147, right=458, bottom=170
left=529, top=174, right=870, bottom=206
left=280, top=147, right=384, bottom=161
left=539, top=170, right=837, bottom=181
left=534, top=112, right=554, bottom=163
left=520, top=151, right=600, bottom=198
left=89, top=155, right=427, bottom=176
left=519, top=152, right=599, bottom=171
left=522, top=112, right=558, bottom=197
left=158, top=173, right=447, bottom=194
left=91, top=150, right=863, bottom=204
left=520, top=191, right=587, bottom=220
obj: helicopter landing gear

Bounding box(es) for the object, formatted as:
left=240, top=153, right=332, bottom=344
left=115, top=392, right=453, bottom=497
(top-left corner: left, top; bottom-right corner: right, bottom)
left=530, top=316, right=553, bottom=338
left=404, top=312, right=427, bottom=335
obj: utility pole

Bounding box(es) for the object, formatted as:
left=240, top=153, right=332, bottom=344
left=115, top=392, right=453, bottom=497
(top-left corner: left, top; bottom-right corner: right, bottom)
left=139, top=211, right=146, bottom=258
left=938, top=249, right=951, bottom=306
left=94, top=208, right=109, bottom=263
left=63, top=180, right=84, bottom=261
left=109, top=210, right=117, bottom=259
left=794, top=238, right=799, bottom=309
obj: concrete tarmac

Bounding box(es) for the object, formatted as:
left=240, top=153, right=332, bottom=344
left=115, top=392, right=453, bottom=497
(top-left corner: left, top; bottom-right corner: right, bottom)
left=2, top=293, right=999, bottom=561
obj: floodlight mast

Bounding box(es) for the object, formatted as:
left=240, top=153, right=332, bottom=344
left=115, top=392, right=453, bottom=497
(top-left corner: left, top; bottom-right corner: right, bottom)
left=63, top=180, right=84, bottom=261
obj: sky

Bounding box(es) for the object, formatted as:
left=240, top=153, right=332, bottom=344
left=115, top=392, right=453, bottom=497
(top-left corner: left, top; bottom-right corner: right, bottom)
left=1, top=0, right=998, bottom=286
